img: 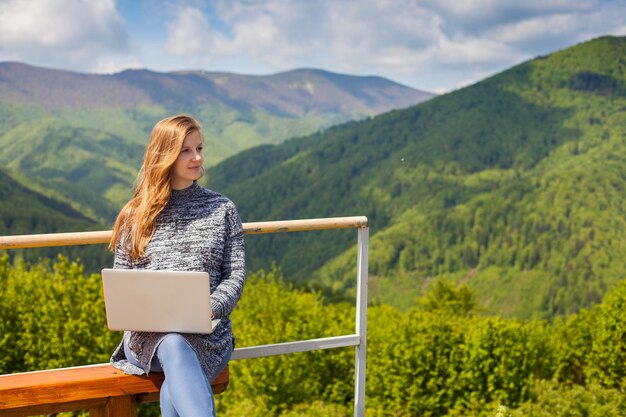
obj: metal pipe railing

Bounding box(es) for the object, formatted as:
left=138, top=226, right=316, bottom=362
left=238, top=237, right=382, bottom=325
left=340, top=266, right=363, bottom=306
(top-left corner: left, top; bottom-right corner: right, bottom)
left=0, top=216, right=369, bottom=417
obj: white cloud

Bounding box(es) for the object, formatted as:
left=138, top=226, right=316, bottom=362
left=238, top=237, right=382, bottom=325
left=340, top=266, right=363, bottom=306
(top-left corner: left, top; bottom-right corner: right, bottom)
left=163, top=1, right=326, bottom=69
left=183, top=0, right=624, bottom=91
left=165, top=6, right=216, bottom=59
left=0, top=0, right=130, bottom=72
left=3, top=0, right=624, bottom=91
left=229, top=14, right=281, bottom=56
left=212, top=0, right=326, bottom=65
left=422, top=0, right=597, bottom=35
left=493, top=14, right=585, bottom=44
left=327, top=1, right=440, bottom=59
left=434, top=36, right=519, bottom=66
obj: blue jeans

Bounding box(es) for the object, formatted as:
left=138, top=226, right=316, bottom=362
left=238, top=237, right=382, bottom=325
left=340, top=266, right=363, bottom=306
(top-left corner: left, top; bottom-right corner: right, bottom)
left=124, top=334, right=232, bottom=417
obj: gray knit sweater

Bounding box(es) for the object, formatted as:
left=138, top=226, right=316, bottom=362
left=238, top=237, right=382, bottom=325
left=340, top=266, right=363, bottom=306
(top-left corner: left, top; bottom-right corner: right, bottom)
left=109, top=182, right=245, bottom=380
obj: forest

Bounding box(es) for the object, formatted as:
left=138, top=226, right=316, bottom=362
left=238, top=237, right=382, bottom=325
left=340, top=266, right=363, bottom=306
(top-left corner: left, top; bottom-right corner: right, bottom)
left=206, top=36, right=626, bottom=320
left=2, top=254, right=626, bottom=416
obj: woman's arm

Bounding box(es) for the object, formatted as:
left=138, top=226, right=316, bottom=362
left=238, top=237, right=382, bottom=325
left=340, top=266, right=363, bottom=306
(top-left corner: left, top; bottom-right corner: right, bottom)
left=211, top=203, right=246, bottom=319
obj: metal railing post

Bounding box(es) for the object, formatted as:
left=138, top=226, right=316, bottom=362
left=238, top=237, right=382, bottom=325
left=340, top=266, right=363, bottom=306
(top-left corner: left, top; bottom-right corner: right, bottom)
left=354, top=226, right=369, bottom=417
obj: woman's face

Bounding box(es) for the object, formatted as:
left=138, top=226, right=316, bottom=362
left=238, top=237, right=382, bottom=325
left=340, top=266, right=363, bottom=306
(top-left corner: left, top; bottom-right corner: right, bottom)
left=170, top=130, right=204, bottom=190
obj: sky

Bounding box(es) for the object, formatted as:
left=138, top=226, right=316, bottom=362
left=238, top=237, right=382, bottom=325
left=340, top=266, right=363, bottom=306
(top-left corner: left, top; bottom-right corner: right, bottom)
left=0, top=0, right=625, bottom=93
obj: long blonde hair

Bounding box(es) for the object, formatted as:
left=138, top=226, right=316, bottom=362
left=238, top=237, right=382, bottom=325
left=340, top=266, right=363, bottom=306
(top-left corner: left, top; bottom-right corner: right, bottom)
left=109, top=114, right=203, bottom=260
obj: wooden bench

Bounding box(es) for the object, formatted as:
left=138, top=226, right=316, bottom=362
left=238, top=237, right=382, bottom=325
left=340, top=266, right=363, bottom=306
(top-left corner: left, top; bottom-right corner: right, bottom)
left=0, top=363, right=229, bottom=417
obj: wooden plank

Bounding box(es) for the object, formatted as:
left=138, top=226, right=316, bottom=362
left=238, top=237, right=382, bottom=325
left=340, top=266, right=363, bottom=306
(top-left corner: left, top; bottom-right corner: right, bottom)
left=0, top=398, right=108, bottom=417
left=0, top=230, right=112, bottom=249
left=90, top=396, right=136, bottom=417
left=0, top=216, right=368, bottom=248
left=0, top=364, right=162, bottom=409
left=210, top=365, right=229, bottom=395
left=0, top=364, right=229, bottom=415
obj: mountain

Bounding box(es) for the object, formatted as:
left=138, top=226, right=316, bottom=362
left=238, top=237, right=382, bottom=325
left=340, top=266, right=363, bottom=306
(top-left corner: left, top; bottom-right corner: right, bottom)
left=0, top=168, right=96, bottom=234
left=0, top=63, right=433, bottom=116
left=205, top=36, right=626, bottom=320
left=194, top=68, right=431, bottom=116
left=0, top=168, right=111, bottom=271
left=0, top=63, right=434, bottom=222
left=0, top=64, right=433, bottom=146
left=0, top=119, right=144, bottom=221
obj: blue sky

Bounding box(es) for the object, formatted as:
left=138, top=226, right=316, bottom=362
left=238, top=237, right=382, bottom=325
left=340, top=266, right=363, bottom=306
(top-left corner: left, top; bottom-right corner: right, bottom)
left=0, top=0, right=625, bottom=93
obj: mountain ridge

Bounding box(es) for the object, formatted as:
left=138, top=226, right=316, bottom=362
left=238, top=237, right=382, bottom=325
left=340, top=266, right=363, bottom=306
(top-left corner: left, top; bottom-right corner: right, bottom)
left=0, top=61, right=434, bottom=222
left=0, top=62, right=434, bottom=112
left=0, top=167, right=111, bottom=271
left=206, top=35, right=626, bottom=319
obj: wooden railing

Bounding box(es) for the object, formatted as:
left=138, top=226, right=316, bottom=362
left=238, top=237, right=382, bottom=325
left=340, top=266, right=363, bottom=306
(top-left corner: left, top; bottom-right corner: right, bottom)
left=0, top=217, right=369, bottom=249
left=0, top=216, right=370, bottom=417
left=0, top=363, right=229, bottom=417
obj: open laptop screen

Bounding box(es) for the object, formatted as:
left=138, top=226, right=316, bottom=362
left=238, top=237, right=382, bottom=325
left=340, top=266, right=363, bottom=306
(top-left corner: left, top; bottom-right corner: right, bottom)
left=101, top=268, right=220, bottom=334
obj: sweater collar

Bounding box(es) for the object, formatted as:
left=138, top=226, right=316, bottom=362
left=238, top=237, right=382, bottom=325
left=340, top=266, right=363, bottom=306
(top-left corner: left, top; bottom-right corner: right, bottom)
left=169, top=181, right=201, bottom=203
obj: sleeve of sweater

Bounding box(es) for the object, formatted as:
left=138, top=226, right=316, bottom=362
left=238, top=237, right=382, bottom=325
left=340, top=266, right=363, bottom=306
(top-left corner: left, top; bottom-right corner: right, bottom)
left=113, top=235, right=133, bottom=270
left=211, top=202, right=246, bottom=319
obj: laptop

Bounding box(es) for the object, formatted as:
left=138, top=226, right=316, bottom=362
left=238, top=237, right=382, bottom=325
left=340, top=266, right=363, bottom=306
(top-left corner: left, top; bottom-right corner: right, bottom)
left=101, top=268, right=221, bottom=334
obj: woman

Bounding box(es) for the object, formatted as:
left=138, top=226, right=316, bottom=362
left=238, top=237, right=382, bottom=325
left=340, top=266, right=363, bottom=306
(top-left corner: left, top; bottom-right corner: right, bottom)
left=109, top=114, right=245, bottom=417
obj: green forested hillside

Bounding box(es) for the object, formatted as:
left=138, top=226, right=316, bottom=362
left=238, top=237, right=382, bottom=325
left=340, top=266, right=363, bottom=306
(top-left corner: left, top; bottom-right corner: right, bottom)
left=0, top=117, right=144, bottom=220
left=0, top=64, right=432, bottom=224
left=0, top=64, right=433, bottom=163
left=0, top=168, right=96, bottom=233
left=0, top=169, right=111, bottom=271
left=4, top=256, right=626, bottom=416
left=207, top=36, right=626, bottom=319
